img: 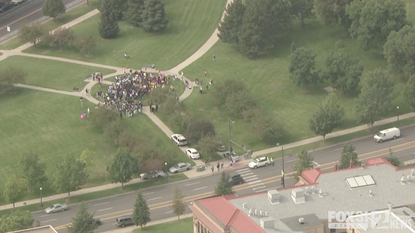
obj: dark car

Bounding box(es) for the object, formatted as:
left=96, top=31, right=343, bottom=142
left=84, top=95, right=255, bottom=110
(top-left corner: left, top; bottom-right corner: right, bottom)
left=0, top=2, right=11, bottom=13
left=88, top=218, right=101, bottom=225
left=228, top=174, right=244, bottom=186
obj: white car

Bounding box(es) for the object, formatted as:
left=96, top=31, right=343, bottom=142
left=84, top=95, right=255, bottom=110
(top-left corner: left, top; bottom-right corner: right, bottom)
left=171, top=134, right=188, bottom=146
left=169, top=163, right=192, bottom=173
left=45, top=204, right=68, bottom=214
left=186, top=148, right=200, bottom=159
left=11, top=0, right=26, bottom=5
left=248, top=157, right=270, bottom=169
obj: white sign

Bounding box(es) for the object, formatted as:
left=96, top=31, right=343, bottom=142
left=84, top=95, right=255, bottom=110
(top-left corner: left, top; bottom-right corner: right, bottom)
left=7, top=26, right=10, bottom=32
left=327, top=211, right=415, bottom=230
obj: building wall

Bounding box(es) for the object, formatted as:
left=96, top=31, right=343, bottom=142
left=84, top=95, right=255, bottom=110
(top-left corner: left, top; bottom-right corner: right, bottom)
left=304, top=224, right=326, bottom=233
left=191, top=208, right=229, bottom=233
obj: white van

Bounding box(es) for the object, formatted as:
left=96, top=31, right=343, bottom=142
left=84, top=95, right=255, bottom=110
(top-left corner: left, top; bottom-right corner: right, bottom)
left=374, top=127, right=400, bottom=143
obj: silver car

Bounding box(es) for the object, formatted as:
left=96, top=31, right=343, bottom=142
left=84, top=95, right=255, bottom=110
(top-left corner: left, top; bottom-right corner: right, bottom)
left=45, top=204, right=68, bottom=214
left=169, top=163, right=191, bottom=173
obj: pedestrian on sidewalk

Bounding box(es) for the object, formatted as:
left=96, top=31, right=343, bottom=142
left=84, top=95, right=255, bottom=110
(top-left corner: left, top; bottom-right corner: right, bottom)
left=217, top=162, right=220, bottom=172
left=85, top=89, right=89, bottom=96
left=211, top=166, right=214, bottom=173
left=221, top=160, right=224, bottom=169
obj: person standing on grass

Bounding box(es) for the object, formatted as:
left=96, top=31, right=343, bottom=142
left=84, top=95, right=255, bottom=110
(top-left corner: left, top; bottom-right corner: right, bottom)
left=204, top=70, right=208, bottom=76
left=213, top=54, right=216, bottom=61
left=206, top=83, right=208, bottom=91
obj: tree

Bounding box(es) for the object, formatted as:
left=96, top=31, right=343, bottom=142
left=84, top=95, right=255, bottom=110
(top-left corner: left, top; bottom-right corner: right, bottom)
left=217, top=0, right=245, bottom=46
left=126, top=0, right=145, bottom=27
left=214, top=172, right=233, bottom=196
left=77, top=149, right=94, bottom=171
left=386, top=148, right=401, bottom=167
left=3, top=175, right=28, bottom=210
left=290, top=41, right=296, bottom=54
left=384, top=25, right=415, bottom=80
left=20, top=153, right=47, bottom=191
left=404, top=75, right=415, bottom=112
left=346, top=0, right=408, bottom=51
left=143, top=158, right=163, bottom=173
left=355, top=69, right=396, bottom=126
left=67, top=203, right=97, bottom=233
left=98, top=0, right=120, bottom=39
left=141, top=0, right=169, bottom=32
left=42, top=0, right=66, bottom=22
left=51, top=154, right=88, bottom=199
left=289, top=47, right=320, bottom=91
left=314, top=0, right=353, bottom=29
left=323, top=40, right=363, bottom=93
left=309, top=93, right=344, bottom=141
left=339, top=144, right=360, bottom=169
left=0, top=210, right=34, bottom=232
left=290, top=0, right=314, bottom=28
left=251, top=114, right=285, bottom=142
left=46, top=27, right=75, bottom=51
left=184, top=119, right=216, bottom=144
left=224, top=89, right=258, bottom=117
left=293, top=150, right=313, bottom=181
left=18, top=24, right=46, bottom=48
left=171, top=187, right=186, bottom=221
left=132, top=191, right=150, bottom=228
left=73, top=35, right=97, bottom=56
left=107, top=147, right=139, bottom=188
left=0, top=67, right=27, bottom=93
left=197, top=136, right=219, bottom=155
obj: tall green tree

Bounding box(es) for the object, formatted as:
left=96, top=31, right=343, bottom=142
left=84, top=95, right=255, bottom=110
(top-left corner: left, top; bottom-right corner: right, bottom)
left=141, top=0, right=169, bottom=32
left=45, top=27, right=75, bottom=51
left=309, top=93, right=344, bottom=141
left=184, top=119, right=216, bottom=144
left=0, top=67, right=27, bottom=93
left=346, top=0, right=408, bottom=51
left=214, top=172, right=233, bottom=196
left=42, top=0, right=66, bottom=22
left=20, top=153, right=47, bottom=192
left=171, top=187, right=186, bottom=221
left=289, top=47, right=320, bottom=91
left=217, top=0, right=245, bottom=46
left=132, top=191, right=151, bottom=228
left=384, top=25, right=415, bottom=80
left=323, top=40, right=363, bottom=93
left=3, top=175, right=28, bottom=210
left=0, top=210, right=34, bottom=232
left=339, top=144, right=360, bottom=169
left=52, top=154, right=89, bottom=199
left=290, top=0, right=314, bottom=28
left=98, top=0, right=120, bottom=39
left=18, top=24, right=46, bottom=48
left=404, top=75, right=415, bottom=112
left=314, top=0, right=353, bottom=29
left=355, top=69, right=396, bottom=126
left=107, top=147, right=139, bottom=188
left=77, top=149, right=94, bottom=171
left=293, top=150, right=313, bottom=181
left=67, top=203, right=97, bottom=233
left=126, top=0, right=145, bottom=27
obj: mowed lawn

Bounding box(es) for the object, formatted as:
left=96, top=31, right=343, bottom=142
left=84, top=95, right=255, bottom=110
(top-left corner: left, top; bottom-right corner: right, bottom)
left=133, top=217, right=192, bottom=233
left=0, top=56, right=115, bottom=91
left=24, top=0, right=227, bottom=71
left=0, top=89, right=192, bottom=205
left=179, top=2, right=414, bottom=150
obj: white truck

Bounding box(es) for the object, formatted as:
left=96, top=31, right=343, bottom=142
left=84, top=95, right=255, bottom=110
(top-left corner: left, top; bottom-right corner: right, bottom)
left=374, top=127, right=400, bottom=143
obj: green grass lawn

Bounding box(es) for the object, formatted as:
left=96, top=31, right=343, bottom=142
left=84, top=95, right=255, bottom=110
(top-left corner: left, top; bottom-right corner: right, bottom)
left=171, top=1, right=415, bottom=151
left=0, top=89, right=193, bottom=206
left=0, top=2, right=98, bottom=50
left=133, top=217, right=192, bottom=233
left=0, top=56, right=115, bottom=91
left=23, top=0, right=227, bottom=71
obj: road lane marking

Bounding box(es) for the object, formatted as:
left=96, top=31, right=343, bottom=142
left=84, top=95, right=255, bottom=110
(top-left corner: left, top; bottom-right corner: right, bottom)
left=185, top=182, right=200, bottom=186
left=165, top=211, right=173, bottom=214
left=40, top=215, right=49, bottom=218
left=41, top=219, right=56, bottom=223
left=192, top=186, right=208, bottom=191
left=98, top=207, right=113, bottom=212
left=147, top=197, right=162, bottom=201
left=250, top=183, right=265, bottom=188
left=0, top=8, right=42, bottom=31
left=313, top=161, right=320, bottom=166
left=143, top=192, right=154, bottom=195
left=248, top=180, right=261, bottom=184
left=241, top=174, right=257, bottom=179
left=94, top=202, right=109, bottom=206
left=236, top=168, right=249, bottom=172
left=236, top=170, right=252, bottom=175
left=252, top=186, right=266, bottom=190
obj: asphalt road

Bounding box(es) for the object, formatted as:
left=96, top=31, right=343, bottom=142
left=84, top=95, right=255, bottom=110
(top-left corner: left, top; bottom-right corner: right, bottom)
left=0, top=0, right=86, bottom=43
left=34, top=126, right=415, bottom=232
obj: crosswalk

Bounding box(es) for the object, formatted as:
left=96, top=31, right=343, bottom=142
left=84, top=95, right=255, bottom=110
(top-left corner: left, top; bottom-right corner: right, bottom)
left=235, top=168, right=269, bottom=193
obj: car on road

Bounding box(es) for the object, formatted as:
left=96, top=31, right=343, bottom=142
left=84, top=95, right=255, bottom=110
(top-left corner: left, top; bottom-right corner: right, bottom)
left=223, top=151, right=240, bottom=162
left=171, top=134, right=188, bottom=146
left=116, top=216, right=133, bottom=227
left=11, top=0, right=26, bottom=5
left=248, top=156, right=270, bottom=169
left=169, top=162, right=192, bottom=173
left=228, top=174, right=244, bottom=185
left=88, top=218, right=102, bottom=225
left=45, top=204, right=68, bottom=214
left=0, top=2, right=11, bottom=13
left=186, top=148, right=200, bottom=159
left=140, top=170, right=166, bottom=180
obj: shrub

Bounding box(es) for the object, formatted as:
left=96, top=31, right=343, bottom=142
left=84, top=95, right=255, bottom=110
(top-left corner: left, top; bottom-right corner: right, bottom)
left=184, top=119, right=216, bottom=144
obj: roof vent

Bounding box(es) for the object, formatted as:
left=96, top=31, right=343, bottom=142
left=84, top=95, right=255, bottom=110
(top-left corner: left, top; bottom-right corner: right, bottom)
left=299, top=218, right=305, bottom=224
left=268, top=190, right=280, bottom=205
left=255, top=209, right=259, bottom=217
left=242, top=203, right=247, bottom=209
left=406, top=175, right=412, bottom=183
left=311, top=186, right=316, bottom=194
left=248, top=209, right=253, bottom=217
left=388, top=202, right=392, bottom=213
left=318, top=189, right=328, bottom=197
left=291, top=188, right=306, bottom=204
left=401, top=175, right=407, bottom=185
left=411, top=169, right=414, bottom=177
left=369, top=190, right=373, bottom=197
left=305, top=187, right=311, bottom=195
left=260, top=217, right=275, bottom=229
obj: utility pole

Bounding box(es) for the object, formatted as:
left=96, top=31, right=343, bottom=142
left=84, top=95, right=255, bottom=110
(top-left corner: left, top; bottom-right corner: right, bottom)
left=228, top=119, right=234, bottom=153
left=281, top=146, right=285, bottom=188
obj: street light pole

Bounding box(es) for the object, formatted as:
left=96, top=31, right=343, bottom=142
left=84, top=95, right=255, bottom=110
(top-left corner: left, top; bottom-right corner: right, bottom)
left=397, top=106, right=400, bottom=126
left=277, top=143, right=285, bottom=188
left=228, top=119, right=234, bottom=153
left=164, top=162, right=168, bottom=181
left=40, top=187, right=43, bottom=207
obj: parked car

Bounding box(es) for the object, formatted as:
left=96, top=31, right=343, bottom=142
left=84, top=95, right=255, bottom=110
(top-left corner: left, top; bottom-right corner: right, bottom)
left=115, top=216, right=133, bottom=227
left=248, top=156, right=270, bottom=169
left=140, top=170, right=166, bottom=180
left=11, top=0, right=26, bottom=5
left=88, top=218, right=102, bottom=225
left=228, top=174, right=244, bottom=185
left=45, top=204, right=68, bottom=214
left=374, top=127, right=400, bottom=143
left=169, top=162, right=191, bottom=173
left=223, top=151, right=240, bottom=162
left=0, top=2, right=11, bottom=13
left=171, top=134, right=188, bottom=146
left=186, top=148, right=200, bottom=159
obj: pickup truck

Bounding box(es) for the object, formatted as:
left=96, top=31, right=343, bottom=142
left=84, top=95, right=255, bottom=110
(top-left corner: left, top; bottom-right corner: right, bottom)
left=248, top=157, right=270, bottom=169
